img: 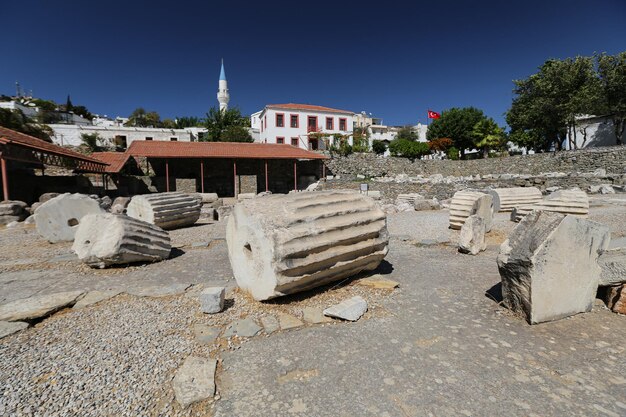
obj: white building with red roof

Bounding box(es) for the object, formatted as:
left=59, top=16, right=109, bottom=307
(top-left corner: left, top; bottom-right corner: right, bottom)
left=251, top=103, right=354, bottom=150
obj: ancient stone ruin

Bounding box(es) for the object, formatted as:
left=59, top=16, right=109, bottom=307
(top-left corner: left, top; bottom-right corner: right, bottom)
left=226, top=190, right=389, bottom=301
left=458, top=214, right=487, bottom=255
left=497, top=211, right=610, bottom=324
left=487, top=187, right=542, bottom=212
left=34, top=193, right=105, bottom=243
left=72, top=213, right=171, bottom=268
left=510, top=189, right=589, bottom=222
left=448, top=191, right=494, bottom=231
left=126, top=192, right=202, bottom=230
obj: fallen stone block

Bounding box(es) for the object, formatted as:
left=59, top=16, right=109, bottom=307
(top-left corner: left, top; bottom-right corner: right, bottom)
left=197, top=193, right=219, bottom=204
left=38, top=192, right=59, bottom=203
left=605, top=284, right=626, bottom=314
left=237, top=193, right=256, bottom=201
left=216, top=205, right=233, bottom=221
left=72, top=214, right=171, bottom=268
left=413, top=198, right=441, bottom=211
left=226, top=190, right=389, bottom=300
left=599, top=184, right=615, bottom=195
left=323, top=296, right=368, bottom=321
left=487, top=187, right=542, bottom=212
left=0, top=200, right=27, bottom=216
left=199, top=287, right=225, bottom=314
left=172, top=356, right=217, bottom=408
left=458, top=214, right=487, bottom=255
left=598, top=247, right=626, bottom=286
left=366, top=190, right=381, bottom=200
left=511, top=189, right=589, bottom=222
left=126, top=192, right=201, bottom=230
left=34, top=193, right=105, bottom=242
left=396, top=193, right=423, bottom=206
left=449, top=191, right=493, bottom=231
left=0, top=291, right=85, bottom=322
left=110, top=196, right=131, bottom=214
left=0, top=321, right=29, bottom=339
left=497, top=211, right=610, bottom=324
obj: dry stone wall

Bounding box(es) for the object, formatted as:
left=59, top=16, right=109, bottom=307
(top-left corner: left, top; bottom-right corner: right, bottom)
left=325, top=146, right=626, bottom=178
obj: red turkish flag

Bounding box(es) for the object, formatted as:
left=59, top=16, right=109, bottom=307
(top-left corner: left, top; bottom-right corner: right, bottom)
left=427, top=110, right=441, bottom=119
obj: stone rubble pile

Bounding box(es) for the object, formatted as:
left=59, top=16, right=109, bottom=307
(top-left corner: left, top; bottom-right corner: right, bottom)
left=127, top=192, right=201, bottom=229
left=497, top=211, right=610, bottom=324
left=226, top=190, right=389, bottom=300
left=0, top=200, right=28, bottom=225
left=72, top=213, right=171, bottom=268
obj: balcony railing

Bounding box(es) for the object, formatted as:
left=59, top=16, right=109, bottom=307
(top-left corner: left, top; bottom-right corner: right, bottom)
left=307, top=125, right=321, bottom=133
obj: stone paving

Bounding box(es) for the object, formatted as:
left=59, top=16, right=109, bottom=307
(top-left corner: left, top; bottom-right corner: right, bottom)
left=0, top=197, right=625, bottom=416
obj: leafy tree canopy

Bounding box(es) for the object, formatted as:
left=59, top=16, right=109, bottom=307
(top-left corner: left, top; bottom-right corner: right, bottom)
left=426, top=107, right=485, bottom=156
left=203, top=107, right=251, bottom=142
left=0, top=108, right=52, bottom=141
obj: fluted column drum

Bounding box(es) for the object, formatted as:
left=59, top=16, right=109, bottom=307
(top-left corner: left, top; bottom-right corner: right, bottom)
left=127, top=192, right=201, bottom=230
left=226, top=191, right=389, bottom=301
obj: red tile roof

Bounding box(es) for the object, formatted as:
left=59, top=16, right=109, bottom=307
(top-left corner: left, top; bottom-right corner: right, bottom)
left=0, top=126, right=106, bottom=165
left=126, top=140, right=328, bottom=160
left=91, top=152, right=134, bottom=173
left=266, top=103, right=353, bottom=115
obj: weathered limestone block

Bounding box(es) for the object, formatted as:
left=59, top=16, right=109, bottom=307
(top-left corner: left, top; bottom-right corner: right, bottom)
left=323, top=296, right=368, bottom=321
left=34, top=193, right=105, bottom=242
left=226, top=190, right=389, bottom=300
left=197, top=193, right=219, bottom=204
left=396, top=193, right=423, bottom=206
left=199, top=287, right=225, bottom=314
left=458, top=214, right=487, bottom=255
left=0, top=200, right=27, bottom=216
left=487, top=187, right=542, bottom=212
left=172, top=356, right=217, bottom=408
left=497, top=211, right=610, bottom=324
left=449, top=191, right=494, bottom=231
left=510, top=189, right=590, bottom=222
left=598, top=247, right=626, bottom=286
left=72, top=213, right=170, bottom=268
left=605, top=284, right=626, bottom=314
left=126, top=192, right=201, bottom=230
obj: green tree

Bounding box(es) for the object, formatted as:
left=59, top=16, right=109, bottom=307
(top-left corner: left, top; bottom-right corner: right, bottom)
left=372, top=140, right=387, bottom=155
left=80, top=132, right=109, bottom=152
left=203, top=107, right=250, bottom=142
left=396, top=126, right=418, bottom=141
left=175, top=116, right=203, bottom=128
left=426, top=107, right=485, bottom=158
left=471, top=117, right=505, bottom=158
left=389, top=139, right=429, bottom=160
left=220, top=125, right=253, bottom=142
left=125, top=108, right=162, bottom=127
left=72, top=105, right=93, bottom=120
left=161, top=118, right=177, bottom=128
left=597, top=52, right=626, bottom=145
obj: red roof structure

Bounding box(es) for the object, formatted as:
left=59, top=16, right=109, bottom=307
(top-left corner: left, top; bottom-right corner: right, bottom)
left=266, top=103, right=353, bottom=115
left=91, top=152, right=135, bottom=173
left=127, top=140, right=328, bottom=160
left=0, top=126, right=107, bottom=168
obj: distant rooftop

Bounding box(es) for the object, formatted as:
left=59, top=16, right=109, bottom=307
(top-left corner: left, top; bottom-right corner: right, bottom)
left=266, top=103, right=353, bottom=115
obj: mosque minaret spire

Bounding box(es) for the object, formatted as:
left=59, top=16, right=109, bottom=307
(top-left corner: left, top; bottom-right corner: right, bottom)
left=217, top=59, right=230, bottom=111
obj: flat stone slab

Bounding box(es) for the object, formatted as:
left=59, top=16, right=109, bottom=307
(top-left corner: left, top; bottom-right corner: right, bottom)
left=0, top=291, right=85, bottom=322
left=598, top=247, right=626, bottom=286
left=0, top=321, right=29, bottom=339
left=191, top=241, right=210, bottom=248
left=223, top=318, right=262, bottom=338
left=48, top=253, right=79, bottom=263
left=278, top=313, right=304, bottom=330
left=172, top=356, right=217, bottom=408
left=127, top=284, right=191, bottom=298
left=260, top=315, right=279, bottom=334
left=73, top=290, right=122, bottom=309
left=302, top=307, right=332, bottom=324
left=193, top=324, right=221, bottom=344
left=356, top=275, right=400, bottom=289
left=323, top=296, right=368, bottom=321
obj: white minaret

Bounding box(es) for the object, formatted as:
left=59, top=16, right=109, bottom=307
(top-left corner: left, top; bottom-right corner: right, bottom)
left=217, top=59, right=230, bottom=111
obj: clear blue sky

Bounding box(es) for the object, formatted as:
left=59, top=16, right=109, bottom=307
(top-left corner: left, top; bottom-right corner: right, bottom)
left=2, top=0, right=625, bottom=127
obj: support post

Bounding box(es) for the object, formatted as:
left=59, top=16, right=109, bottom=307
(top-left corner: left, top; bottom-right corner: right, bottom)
left=0, top=155, right=8, bottom=201
left=265, top=160, right=269, bottom=192
left=165, top=159, right=170, bottom=192
left=322, top=162, right=326, bottom=179
left=293, top=160, right=297, bottom=191
left=233, top=159, right=238, bottom=197
left=102, top=174, right=106, bottom=191
left=200, top=160, right=205, bottom=193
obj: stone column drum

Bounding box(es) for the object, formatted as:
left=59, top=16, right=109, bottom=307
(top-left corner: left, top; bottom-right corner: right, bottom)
left=126, top=192, right=201, bottom=230
left=511, top=189, right=589, bottom=222
left=488, top=187, right=542, bottom=212
left=226, top=191, right=389, bottom=301
left=34, top=193, right=105, bottom=243
left=72, top=213, right=171, bottom=268
left=448, top=191, right=494, bottom=231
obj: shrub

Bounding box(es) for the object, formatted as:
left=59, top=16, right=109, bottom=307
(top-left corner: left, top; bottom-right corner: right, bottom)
left=372, top=140, right=387, bottom=155
left=389, top=139, right=429, bottom=160
left=447, top=146, right=460, bottom=160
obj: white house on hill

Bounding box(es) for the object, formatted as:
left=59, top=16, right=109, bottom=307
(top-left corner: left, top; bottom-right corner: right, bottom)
left=251, top=103, right=354, bottom=150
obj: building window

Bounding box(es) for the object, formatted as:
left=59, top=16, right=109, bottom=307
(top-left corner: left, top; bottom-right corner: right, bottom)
left=276, top=113, right=284, bottom=127
left=339, top=118, right=347, bottom=131
left=307, top=116, right=318, bottom=132
left=276, top=137, right=284, bottom=144
left=114, top=135, right=127, bottom=149
left=170, top=137, right=178, bottom=141
left=290, top=114, right=299, bottom=128
left=308, top=137, right=319, bottom=150
left=326, top=117, right=334, bottom=130
left=291, top=137, right=299, bottom=146
left=145, top=137, right=153, bottom=141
